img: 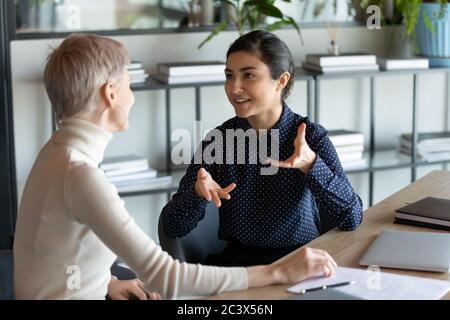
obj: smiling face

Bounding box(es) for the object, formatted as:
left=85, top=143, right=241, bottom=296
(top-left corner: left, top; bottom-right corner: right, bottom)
left=225, top=51, right=286, bottom=129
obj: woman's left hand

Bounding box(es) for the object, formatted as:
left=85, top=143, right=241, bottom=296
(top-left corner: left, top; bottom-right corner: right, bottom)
left=107, top=277, right=162, bottom=300
left=267, top=123, right=316, bottom=174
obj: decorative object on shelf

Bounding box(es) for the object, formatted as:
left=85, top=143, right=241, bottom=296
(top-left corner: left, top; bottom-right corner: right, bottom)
left=198, top=0, right=302, bottom=49
left=199, top=0, right=215, bottom=25
left=360, top=0, right=449, bottom=64
left=326, top=21, right=341, bottom=55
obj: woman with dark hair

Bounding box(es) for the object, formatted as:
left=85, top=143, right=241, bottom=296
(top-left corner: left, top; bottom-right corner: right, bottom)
left=162, top=30, right=363, bottom=266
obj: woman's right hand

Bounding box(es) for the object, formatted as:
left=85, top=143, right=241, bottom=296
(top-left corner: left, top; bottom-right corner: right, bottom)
left=247, top=246, right=337, bottom=288
left=269, top=247, right=337, bottom=284
left=194, top=168, right=236, bottom=208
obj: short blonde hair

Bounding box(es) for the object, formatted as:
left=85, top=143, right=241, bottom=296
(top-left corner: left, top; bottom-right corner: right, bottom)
left=44, top=33, right=130, bottom=122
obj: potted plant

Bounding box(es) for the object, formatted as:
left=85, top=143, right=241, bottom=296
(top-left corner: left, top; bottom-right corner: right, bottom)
left=360, top=0, right=449, bottom=62
left=198, top=0, right=301, bottom=49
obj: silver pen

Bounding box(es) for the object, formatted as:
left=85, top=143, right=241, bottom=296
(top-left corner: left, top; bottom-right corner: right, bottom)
left=300, top=280, right=356, bottom=295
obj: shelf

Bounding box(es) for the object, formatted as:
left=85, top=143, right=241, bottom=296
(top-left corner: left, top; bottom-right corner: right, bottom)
left=345, top=149, right=450, bottom=174
left=116, top=149, right=449, bottom=197
left=130, top=67, right=315, bottom=92
left=305, top=67, right=450, bottom=80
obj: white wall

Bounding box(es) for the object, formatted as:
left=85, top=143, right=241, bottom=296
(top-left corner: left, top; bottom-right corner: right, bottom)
left=11, top=26, right=449, bottom=241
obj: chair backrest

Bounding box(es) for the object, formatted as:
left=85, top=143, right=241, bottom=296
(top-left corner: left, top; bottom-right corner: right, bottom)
left=0, top=250, right=14, bottom=300
left=158, top=203, right=227, bottom=264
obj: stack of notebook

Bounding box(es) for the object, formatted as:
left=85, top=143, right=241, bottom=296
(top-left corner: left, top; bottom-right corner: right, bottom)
left=302, top=53, right=379, bottom=74
left=100, top=155, right=172, bottom=193
left=399, top=132, right=450, bottom=162
left=153, top=61, right=225, bottom=84
left=328, top=130, right=367, bottom=170
left=394, top=197, right=450, bottom=231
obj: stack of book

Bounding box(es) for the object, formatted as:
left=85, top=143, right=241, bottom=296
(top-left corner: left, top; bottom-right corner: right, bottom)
left=100, top=155, right=172, bottom=193
left=128, top=61, right=149, bottom=84
left=377, top=57, right=429, bottom=71
left=302, top=53, right=379, bottom=74
left=328, top=130, right=367, bottom=170
left=399, top=132, right=450, bottom=162
left=154, top=61, right=226, bottom=84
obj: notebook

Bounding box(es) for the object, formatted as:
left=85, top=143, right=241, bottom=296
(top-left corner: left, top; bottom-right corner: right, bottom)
left=394, top=197, right=450, bottom=230
left=359, top=230, right=450, bottom=272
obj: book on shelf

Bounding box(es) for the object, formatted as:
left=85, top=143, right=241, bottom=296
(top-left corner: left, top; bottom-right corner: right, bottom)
left=328, top=130, right=365, bottom=147
left=377, top=57, right=429, bottom=70
left=128, top=69, right=147, bottom=76
left=341, top=158, right=368, bottom=171
left=130, top=75, right=149, bottom=84
left=153, top=72, right=225, bottom=84
left=337, top=151, right=363, bottom=162
left=128, top=61, right=143, bottom=70
left=158, top=61, right=226, bottom=76
left=302, top=62, right=379, bottom=74
left=305, top=53, right=377, bottom=67
left=394, top=197, right=450, bottom=230
left=105, top=164, right=150, bottom=178
left=335, top=144, right=364, bottom=154
left=401, top=131, right=450, bottom=145
left=106, top=169, right=158, bottom=183
left=100, top=155, right=149, bottom=171
left=114, top=174, right=173, bottom=193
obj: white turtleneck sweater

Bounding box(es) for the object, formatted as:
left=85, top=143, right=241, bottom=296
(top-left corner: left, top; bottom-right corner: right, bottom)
left=13, top=118, right=247, bottom=300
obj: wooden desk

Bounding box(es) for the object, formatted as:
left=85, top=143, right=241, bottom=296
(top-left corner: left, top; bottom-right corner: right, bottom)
left=209, top=170, right=450, bottom=300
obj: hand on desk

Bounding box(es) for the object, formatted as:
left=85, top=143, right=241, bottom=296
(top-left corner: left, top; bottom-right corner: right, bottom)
left=194, top=168, right=236, bottom=208
left=247, top=247, right=337, bottom=288
left=267, top=123, right=317, bottom=175
left=108, top=277, right=162, bottom=300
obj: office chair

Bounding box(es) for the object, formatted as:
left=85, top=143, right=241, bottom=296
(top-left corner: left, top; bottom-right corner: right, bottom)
left=0, top=250, right=14, bottom=300
left=158, top=202, right=227, bottom=264
left=158, top=202, right=336, bottom=264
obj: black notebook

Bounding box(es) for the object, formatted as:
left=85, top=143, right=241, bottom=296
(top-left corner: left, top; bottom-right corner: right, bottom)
left=394, top=197, right=450, bottom=230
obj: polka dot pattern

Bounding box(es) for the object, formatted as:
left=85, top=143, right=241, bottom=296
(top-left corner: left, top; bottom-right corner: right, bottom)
left=161, top=104, right=363, bottom=248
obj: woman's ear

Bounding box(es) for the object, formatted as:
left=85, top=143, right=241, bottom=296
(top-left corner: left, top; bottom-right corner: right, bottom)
left=277, top=72, right=291, bottom=91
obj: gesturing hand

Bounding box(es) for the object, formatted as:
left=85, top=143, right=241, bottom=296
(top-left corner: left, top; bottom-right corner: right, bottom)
left=194, top=168, right=236, bottom=208
left=267, top=123, right=317, bottom=174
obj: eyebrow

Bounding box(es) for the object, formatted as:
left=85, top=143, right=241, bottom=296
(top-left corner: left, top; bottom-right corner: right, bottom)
left=225, top=67, right=258, bottom=73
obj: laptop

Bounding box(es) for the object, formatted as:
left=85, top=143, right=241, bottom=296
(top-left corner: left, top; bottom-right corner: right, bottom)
left=359, top=230, right=450, bottom=272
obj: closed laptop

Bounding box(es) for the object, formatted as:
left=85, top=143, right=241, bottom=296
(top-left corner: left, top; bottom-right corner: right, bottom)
left=359, top=230, right=450, bottom=272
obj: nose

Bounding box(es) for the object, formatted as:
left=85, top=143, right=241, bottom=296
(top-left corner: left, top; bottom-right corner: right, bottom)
left=231, top=78, right=244, bottom=94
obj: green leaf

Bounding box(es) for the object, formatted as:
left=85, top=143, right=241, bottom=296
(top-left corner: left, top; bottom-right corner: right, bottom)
left=198, top=21, right=229, bottom=49
left=265, top=20, right=290, bottom=32
left=245, top=1, right=284, bottom=18
left=423, top=10, right=435, bottom=33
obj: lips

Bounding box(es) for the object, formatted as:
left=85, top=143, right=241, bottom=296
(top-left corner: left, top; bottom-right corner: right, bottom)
left=234, top=98, right=251, bottom=104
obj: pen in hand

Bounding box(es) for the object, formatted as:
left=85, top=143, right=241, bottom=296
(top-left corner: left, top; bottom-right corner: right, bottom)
left=300, top=280, right=356, bottom=295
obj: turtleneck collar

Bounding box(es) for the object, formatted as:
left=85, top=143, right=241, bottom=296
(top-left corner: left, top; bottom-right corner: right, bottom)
left=51, top=118, right=113, bottom=164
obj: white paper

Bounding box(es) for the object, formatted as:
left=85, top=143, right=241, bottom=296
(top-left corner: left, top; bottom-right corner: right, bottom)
left=287, top=267, right=450, bottom=300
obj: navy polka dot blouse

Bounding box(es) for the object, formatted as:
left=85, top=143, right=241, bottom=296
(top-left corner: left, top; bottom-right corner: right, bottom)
left=161, top=104, right=363, bottom=248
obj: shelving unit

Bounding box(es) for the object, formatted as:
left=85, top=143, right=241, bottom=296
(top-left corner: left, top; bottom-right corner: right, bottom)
left=125, top=67, right=450, bottom=207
